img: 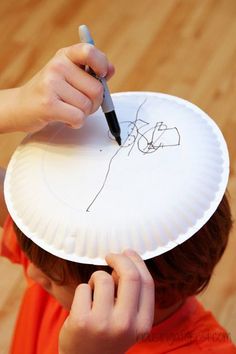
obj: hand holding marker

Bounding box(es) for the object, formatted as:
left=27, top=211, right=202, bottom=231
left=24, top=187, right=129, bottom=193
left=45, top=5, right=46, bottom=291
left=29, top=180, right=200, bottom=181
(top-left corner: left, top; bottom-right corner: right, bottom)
left=78, top=25, right=121, bottom=146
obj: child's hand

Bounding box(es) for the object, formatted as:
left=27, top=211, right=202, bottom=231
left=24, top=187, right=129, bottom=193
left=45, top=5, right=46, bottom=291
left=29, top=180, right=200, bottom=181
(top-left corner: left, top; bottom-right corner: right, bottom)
left=59, top=250, right=155, bottom=354
left=1, top=43, right=114, bottom=133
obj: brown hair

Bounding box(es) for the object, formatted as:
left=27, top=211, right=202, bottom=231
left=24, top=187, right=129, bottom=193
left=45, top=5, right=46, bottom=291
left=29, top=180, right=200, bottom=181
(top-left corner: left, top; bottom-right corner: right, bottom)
left=15, top=193, right=233, bottom=308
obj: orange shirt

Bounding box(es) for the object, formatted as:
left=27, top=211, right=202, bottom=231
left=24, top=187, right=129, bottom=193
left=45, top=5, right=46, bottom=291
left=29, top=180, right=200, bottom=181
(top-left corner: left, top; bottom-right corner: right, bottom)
left=1, top=216, right=68, bottom=354
left=1, top=216, right=236, bottom=354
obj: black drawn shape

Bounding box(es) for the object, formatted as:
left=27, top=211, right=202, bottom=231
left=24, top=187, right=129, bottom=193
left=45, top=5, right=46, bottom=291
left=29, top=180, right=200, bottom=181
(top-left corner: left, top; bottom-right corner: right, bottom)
left=86, top=99, right=181, bottom=212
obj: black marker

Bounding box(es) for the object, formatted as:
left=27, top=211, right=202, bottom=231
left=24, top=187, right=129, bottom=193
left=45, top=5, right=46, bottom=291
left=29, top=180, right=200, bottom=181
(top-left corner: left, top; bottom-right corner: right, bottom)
left=78, top=25, right=121, bottom=146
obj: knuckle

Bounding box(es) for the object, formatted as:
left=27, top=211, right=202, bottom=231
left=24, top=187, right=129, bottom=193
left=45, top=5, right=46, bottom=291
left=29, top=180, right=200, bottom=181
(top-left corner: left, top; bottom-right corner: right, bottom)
left=41, top=73, right=57, bottom=92
left=143, top=276, right=155, bottom=289
left=67, top=110, right=85, bottom=129
left=67, top=314, right=90, bottom=332
left=48, top=57, right=67, bottom=74
left=75, top=320, right=91, bottom=333
left=73, top=110, right=85, bottom=128
left=81, top=44, right=108, bottom=75
left=115, top=315, right=132, bottom=335
left=41, top=94, right=55, bottom=110
left=90, top=80, right=104, bottom=100
left=124, top=268, right=140, bottom=283
left=81, top=96, right=92, bottom=114
left=81, top=43, right=96, bottom=60
left=91, top=270, right=112, bottom=284
left=40, top=83, right=56, bottom=112
left=93, top=318, right=110, bottom=336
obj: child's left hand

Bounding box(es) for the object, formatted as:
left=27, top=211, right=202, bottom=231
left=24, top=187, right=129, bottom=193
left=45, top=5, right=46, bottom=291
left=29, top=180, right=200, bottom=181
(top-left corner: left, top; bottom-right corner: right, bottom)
left=59, top=250, right=155, bottom=354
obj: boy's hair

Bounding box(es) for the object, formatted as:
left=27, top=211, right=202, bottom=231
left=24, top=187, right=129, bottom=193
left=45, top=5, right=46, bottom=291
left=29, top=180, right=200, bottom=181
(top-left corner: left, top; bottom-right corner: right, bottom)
left=15, top=193, right=233, bottom=308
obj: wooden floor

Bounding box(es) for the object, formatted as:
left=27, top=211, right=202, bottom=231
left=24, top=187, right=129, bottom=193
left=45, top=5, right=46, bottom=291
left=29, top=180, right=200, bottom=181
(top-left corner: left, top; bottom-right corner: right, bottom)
left=0, top=0, right=236, bottom=352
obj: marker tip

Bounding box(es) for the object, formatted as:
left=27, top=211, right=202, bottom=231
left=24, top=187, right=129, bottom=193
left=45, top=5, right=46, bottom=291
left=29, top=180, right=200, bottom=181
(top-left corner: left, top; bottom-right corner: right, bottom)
left=116, top=136, right=122, bottom=146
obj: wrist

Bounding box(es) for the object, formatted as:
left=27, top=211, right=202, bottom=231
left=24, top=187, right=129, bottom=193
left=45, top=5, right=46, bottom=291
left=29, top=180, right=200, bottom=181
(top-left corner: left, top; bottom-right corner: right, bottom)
left=0, top=87, right=22, bottom=133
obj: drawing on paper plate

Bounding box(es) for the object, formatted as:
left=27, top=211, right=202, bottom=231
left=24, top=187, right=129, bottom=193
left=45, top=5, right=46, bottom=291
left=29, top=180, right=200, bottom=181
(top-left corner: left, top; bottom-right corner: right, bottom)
left=86, top=99, right=181, bottom=211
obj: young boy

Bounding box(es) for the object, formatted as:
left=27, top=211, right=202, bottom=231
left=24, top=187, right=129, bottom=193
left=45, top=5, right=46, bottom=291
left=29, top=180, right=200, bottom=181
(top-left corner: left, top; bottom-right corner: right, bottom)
left=0, top=43, right=236, bottom=354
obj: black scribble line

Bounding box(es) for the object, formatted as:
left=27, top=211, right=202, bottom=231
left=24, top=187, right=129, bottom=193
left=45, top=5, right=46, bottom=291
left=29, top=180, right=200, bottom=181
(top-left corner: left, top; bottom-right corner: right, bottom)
left=86, top=99, right=181, bottom=212
left=125, top=98, right=148, bottom=156
left=86, top=145, right=122, bottom=212
left=86, top=99, right=148, bottom=212
left=137, top=122, right=180, bottom=155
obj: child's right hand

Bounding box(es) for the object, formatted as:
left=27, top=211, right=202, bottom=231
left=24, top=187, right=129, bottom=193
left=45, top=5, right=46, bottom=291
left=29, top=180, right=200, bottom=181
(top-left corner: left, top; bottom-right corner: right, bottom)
left=0, top=43, right=114, bottom=133
left=59, top=250, right=155, bottom=354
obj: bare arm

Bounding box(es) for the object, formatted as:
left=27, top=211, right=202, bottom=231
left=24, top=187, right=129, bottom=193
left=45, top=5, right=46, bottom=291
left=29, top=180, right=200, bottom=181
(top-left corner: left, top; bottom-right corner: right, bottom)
left=0, top=89, right=21, bottom=133
left=0, top=167, right=7, bottom=228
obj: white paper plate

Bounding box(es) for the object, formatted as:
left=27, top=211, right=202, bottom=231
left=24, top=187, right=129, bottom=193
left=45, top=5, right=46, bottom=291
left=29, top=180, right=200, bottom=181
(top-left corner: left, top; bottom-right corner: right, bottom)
left=4, top=92, right=229, bottom=265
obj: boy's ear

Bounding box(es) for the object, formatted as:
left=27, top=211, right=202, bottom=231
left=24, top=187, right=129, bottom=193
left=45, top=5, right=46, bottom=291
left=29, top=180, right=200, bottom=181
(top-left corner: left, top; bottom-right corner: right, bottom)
left=0, top=167, right=8, bottom=228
